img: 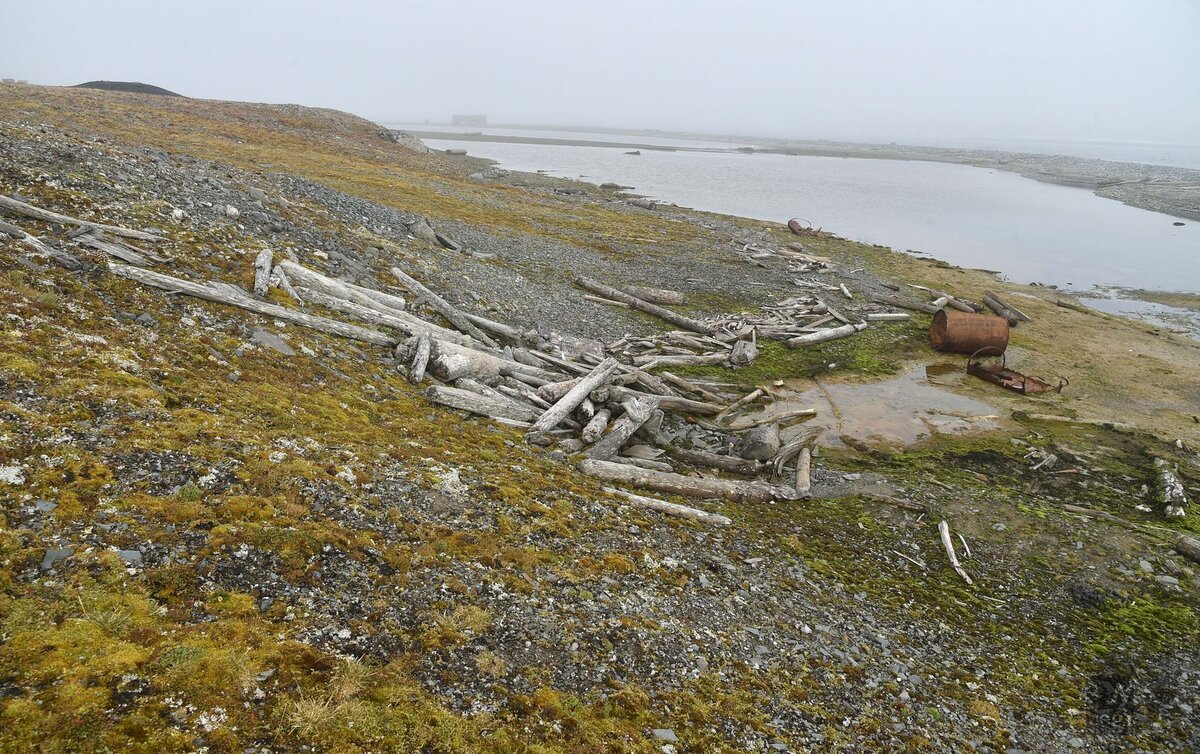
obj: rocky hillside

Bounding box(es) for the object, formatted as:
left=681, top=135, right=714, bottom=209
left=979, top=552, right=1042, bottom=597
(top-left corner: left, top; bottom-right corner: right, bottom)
left=1, top=84, right=1199, bottom=753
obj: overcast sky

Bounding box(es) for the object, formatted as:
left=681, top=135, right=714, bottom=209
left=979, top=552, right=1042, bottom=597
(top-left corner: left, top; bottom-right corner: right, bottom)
left=4, top=0, right=1198, bottom=145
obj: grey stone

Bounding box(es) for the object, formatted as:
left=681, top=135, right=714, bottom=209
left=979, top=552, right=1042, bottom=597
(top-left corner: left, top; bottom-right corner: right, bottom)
left=407, top=218, right=440, bottom=245
left=652, top=729, right=678, bottom=742
left=1139, top=559, right=1154, bottom=574
left=250, top=329, right=295, bottom=356
left=33, top=500, right=56, bottom=513
left=1067, top=737, right=1085, bottom=748
left=41, top=547, right=72, bottom=571
left=135, top=313, right=158, bottom=328
left=116, top=549, right=143, bottom=565
left=248, top=186, right=267, bottom=202
left=729, top=339, right=758, bottom=366
left=737, top=423, right=780, bottom=461
left=1155, top=574, right=1180, bottom=586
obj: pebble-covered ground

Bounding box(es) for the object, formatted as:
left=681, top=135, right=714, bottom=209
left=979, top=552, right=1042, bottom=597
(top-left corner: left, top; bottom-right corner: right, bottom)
left=1, top=84, right=1198, bottom=753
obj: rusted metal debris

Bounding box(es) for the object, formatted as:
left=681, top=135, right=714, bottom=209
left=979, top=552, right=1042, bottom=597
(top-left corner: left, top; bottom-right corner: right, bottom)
left=966, top=348, right=1066, bottom=395
left=929, top=308, right=1010, bottom=355
left=787, top=218, right=826, bottom=237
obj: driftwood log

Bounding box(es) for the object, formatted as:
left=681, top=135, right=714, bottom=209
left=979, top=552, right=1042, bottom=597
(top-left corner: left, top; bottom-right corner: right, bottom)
left=76, top=233, right=162, bottom=266
left=295, top=287, right=482, bottom=350
left=576, top=276, right=715, bottom=335
left=391, top=266, right=498, bottom=347
left=663, top=446, right=767, bottom=476
left=530, top=357, right=619, bottom=433
left=618, top=285, right=687, bottom=306
left=253, top=249, right=273, bottom=296
left=580, top=409, right=611, bottom=444
left=425, top=385, right=540, bottom=423
left=1175, top=535, right=1200, bottom=565
left=587, top=396, right=660, bottom=460
left=603, top=486, right=731, bottom=526
left=787, top=322, right=868, bottom=347
left=794, top=447, right=812, bottom=494
left=278, top=260, right=407, bottom=313
left=870, top=293, right=940, bottom=315
left=108, top=263, right=395, bottom=346
left=605, top=385, right=723, bottom=416
left=408, top=332, right=432, bottom=383
left=579, top=459, right=798, bottom=502
left=0, top=194, right=163, bottom=242
left=984, top=291, right=1030, bottom=322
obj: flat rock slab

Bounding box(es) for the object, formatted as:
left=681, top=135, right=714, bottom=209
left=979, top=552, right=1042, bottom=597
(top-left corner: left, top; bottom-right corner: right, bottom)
left=250, top=328, right=296, bottom=356
left=41, top=548, right=72, bottom=571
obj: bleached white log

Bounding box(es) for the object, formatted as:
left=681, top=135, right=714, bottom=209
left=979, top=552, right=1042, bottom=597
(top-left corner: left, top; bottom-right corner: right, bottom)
left=786, top=322, right=868, bottom=347
left=0, top=194, right=163, bottom=242
left=425, top=385, right=540, bottom=423
left=107, top=263, right=394, bottom=346
left=724, top=408, right=816, bottom=432
left=580, top=459, right=797, bottom=502
left=530, top=357, right=619, bottom=433
left=619, top=285, right=687, bottom=306
left=277, top=259, right=406, bottom=312
left=410, top=331, right=432, bottom=383
left=295, top=286, right=476, bottom=348
left=605, top=385, right=723, bottom=416
left=587, top=396, right=660, bottom=460
left=866, top=313, right=910, bottom=322
left=581, top=409, right=611, bottom=444
left=663, top=446, right=766, bottom=476
left=576, top=276, right=715, bottom=335
left=795, top=447, right=812, bottom=494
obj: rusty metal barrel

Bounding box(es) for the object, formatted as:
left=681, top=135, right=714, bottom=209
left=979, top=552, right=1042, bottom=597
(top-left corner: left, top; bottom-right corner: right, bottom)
left=929, top=309, right=1009, bottom=355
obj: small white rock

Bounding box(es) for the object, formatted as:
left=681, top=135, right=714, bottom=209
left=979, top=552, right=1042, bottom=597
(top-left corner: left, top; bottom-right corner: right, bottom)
left=0, top=465, right=25, bottom=485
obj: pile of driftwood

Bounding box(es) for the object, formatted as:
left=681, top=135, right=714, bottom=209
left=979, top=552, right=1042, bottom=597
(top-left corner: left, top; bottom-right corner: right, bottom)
left=871, top=284, right=1032, bottom=327
left=1, top=195, right=834, bottom=525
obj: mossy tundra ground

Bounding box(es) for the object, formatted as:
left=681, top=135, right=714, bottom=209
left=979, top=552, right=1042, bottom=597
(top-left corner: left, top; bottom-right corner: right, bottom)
left=0, top=84, right=1198, bottom=753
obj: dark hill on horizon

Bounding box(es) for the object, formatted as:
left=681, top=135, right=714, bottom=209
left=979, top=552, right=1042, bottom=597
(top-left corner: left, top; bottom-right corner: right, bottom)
left=73, top=80, right=182, bottom=97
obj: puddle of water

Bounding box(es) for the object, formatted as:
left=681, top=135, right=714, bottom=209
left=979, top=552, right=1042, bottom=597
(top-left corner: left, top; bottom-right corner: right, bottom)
left=766, top=364, right=1004, bottom=448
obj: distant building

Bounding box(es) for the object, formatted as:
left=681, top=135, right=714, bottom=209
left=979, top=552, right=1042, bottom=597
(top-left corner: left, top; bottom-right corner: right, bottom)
left=1, top=79, right=14, bottom=84
left=452, top=114, right=487, bottom=127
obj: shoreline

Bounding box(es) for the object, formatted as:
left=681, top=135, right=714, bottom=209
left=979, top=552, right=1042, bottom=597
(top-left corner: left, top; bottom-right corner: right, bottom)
left=403, top=126, right=1200, bottom=339
left=398, top=125, right=1200, bottom=222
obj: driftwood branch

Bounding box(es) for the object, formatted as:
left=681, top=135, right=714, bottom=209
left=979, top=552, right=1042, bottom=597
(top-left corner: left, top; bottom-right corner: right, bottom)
left=603, top=486, right=731, bottom=526
left=939, top=520, right=973, bottom=585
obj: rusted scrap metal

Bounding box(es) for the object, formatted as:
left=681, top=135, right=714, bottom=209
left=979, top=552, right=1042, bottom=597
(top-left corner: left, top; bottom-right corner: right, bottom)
left=929, top=309, right=1009, bottom=355
left=787, top=218, right=826, bottom=237
left=966, top=349, right=1066, bottom=395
